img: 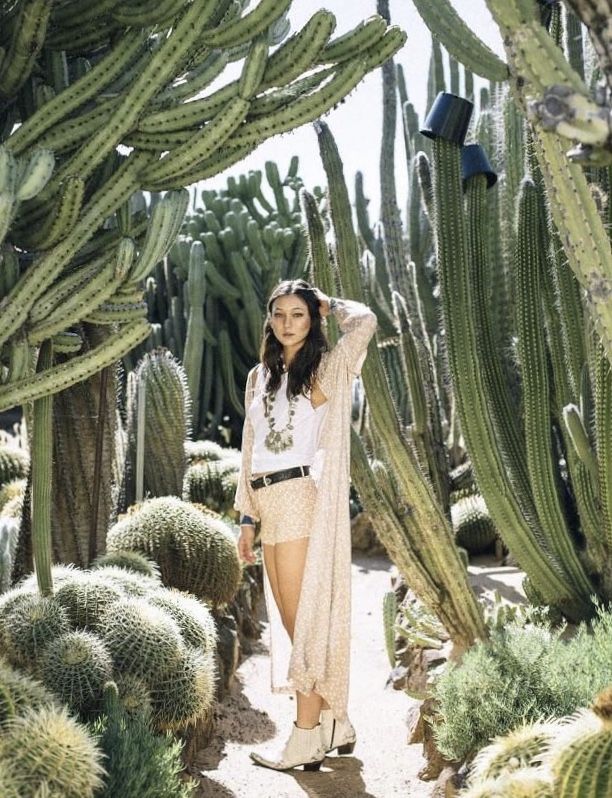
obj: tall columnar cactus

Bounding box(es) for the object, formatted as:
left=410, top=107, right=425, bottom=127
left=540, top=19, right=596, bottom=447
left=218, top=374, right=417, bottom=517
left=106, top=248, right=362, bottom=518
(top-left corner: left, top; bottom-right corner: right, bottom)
left=121, top=349, right=191, bottom=511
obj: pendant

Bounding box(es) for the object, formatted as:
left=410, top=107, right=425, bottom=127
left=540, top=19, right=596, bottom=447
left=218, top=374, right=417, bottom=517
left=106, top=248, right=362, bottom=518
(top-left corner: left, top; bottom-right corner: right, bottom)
left=264, top=428, right=294, bottom=453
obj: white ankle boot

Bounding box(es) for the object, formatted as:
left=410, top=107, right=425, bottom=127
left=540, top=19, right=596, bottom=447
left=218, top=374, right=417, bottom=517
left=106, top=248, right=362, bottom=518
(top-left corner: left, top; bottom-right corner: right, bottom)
left=250, top=721, right=326, bottom=771
left=320, top=709, right=357, bottom=755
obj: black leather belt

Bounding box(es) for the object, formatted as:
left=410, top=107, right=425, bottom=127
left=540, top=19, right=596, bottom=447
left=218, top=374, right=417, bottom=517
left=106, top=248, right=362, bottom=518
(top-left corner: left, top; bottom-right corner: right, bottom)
left=250, top=465, right=310, bottom=490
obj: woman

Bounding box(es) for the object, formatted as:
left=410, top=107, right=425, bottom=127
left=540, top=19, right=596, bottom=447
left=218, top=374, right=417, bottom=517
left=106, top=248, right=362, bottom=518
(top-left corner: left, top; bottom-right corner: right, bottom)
left=234, top=278, right=377, bottom=771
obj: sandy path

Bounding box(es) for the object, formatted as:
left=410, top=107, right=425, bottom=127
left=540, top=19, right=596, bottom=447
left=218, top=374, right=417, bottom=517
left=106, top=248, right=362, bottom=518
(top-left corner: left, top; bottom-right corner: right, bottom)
left=193, top=551, right=427, bottom=797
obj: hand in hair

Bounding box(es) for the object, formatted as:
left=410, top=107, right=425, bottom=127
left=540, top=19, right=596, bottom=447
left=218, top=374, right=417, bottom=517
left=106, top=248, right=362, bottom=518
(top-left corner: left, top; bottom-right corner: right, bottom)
left=311, top=287, right=332, bottom=317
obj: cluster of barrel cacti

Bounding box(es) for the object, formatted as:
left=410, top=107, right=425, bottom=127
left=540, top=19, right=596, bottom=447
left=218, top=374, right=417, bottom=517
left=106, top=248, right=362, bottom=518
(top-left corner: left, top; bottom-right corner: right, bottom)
left=127, top=160, right=311, bottom=438
left=459, top=686, right=612, bottom=798
left=0, top=659, right=104, bottom=797
left=0, top=553, right=218, bottom=732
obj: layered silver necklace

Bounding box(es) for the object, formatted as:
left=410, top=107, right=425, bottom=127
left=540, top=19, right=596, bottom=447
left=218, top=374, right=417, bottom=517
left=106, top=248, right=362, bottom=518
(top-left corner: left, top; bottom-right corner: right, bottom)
left=262, top=369, right=298, bottom=453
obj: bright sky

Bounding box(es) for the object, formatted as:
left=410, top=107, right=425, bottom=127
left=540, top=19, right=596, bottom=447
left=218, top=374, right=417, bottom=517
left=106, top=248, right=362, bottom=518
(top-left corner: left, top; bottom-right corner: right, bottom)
left=201, top=0, right=504, bottom=217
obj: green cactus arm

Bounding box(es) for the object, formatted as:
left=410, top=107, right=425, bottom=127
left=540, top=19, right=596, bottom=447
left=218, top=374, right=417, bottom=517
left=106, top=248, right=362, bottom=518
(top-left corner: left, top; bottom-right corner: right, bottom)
left=40, top=0, right=220, bottom=199
left=238, top=35, right=269, bottom=99
left=410, top=0, right=508, bottom=80
left=27, top=258, right=123, bottom=345
left=219, top=326, right=244, bottom=415
left=0, top=320, right=150, bottom=412
left=26, top=99, right=119, bottom=157
left=0, top=0, right=52, bottom=97
left=515, top=178, right=593, bottom=597
left=0, top=149, right=154, bottom=351
left=30, top=340, right=54, bottom=596
left=595, top=346, right=612, bottom=547
left=141, top=141, right=258, bottom=191
left=432, top=138, right=589, bottom=619
left=563, top=404, right=599, bottom=482
left=152, top=51, right=229, bottom=108
left=140, top=97, right=250, bottom=186
left=261, top=10, right=336, bottom=89
left=128, top=190, right=189, bottom=284
left=112, top=0, right=184, bottom=26
left=200, top=0, right=291, bottom=49
left=183, top=241, right=206, bottom=429
left=382, top=590, right=398, bottom=668
left=16, top=176, right=85, bottom=251
left=5, top=31, right=147, bottom=155
left=317, top=14, right=387, bottom=63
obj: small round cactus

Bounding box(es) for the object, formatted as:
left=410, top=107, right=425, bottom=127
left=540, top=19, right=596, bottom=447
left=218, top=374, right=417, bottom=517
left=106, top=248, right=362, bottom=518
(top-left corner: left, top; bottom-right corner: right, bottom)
left=113, top=672, right=153, bottom=720
left=0, top=659, right=57, bottom=729
left=91, top=550, right=161, bottom=580
left=460, top=769, right=554, bottom=797
left=2, top=595, right=71, bottom=669
left=0, top=447, right=29, bottom=488
left=149, top=589, right=217, bottom=653
left=550, top=688, right=612, bottom=798
left=150, top=648, right=216, bottom=731
left=451, top=494, right=497, bottom=554
left=39, top=631, right=113, bottom=713
left=0, top=759, right=21, bottom=798
left=468, top=720, right=560, bottom=783
left=98, top=597, right=185, bottom=684
left=0, top=705, right=105, bottom=798
left=107, top=496, right=242, bottom=606
left=182, top=459, right=240, bottom=514
left=54, top=573, right=124, bottom=630
left=184, top=439, right=226, bottom=463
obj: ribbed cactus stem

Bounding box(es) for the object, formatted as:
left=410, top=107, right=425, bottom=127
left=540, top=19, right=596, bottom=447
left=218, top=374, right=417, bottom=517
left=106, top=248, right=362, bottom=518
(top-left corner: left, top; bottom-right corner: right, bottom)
left=465, top=173, right=537, bottom=528
left=31, top=340, right=53, bottom=597
left=595, top=346, right=612, bottom=547
left=183, top=240, right=207, bottom=431
left=432, top=136, right=589, bottom=619
left=515, top=177, right=593, bottom=599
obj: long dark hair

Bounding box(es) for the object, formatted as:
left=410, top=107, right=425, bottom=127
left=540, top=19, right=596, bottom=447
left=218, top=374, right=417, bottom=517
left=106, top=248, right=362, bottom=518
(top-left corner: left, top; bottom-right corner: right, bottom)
left=260, top=279, right=329, bottom=398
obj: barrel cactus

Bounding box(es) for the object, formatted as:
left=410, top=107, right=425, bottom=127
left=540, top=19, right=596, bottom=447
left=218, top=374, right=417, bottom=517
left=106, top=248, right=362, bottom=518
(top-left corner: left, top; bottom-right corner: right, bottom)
left=39, top=631, right=113, bottom=713
left=0, top=478, right=25, bottom=512
left=550, top=688, right=612, bottom=798
left=54, top=573, right=124, bottom=630
left=150, top=648, right=216, bottom=732
left=0, top=705, right=104, bottom=798
left=97, top=597, right=185, bottom=684
left=149, top=589, right=217, bottom=654
left=2, top=595, right=70, bottom=668
left=182, top=458, right=240, bottom=515
left=0, top=659, right=58, bottom=728
left=451, top=494, right=498, bottom=555
left=112, top=673, right=153, bottom=721
left=185, top=439, right=226, bottom=463
left=459, top=769, right=554, bottom=797
left=86, top=565, right=161, bottom=598
left=107, top=496, right=242, bottom=606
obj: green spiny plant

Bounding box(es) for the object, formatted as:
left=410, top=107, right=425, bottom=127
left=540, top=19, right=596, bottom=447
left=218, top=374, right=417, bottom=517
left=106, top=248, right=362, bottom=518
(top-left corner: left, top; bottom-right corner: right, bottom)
left=451, top=494, right=498, bottom=555
left=0, top=705, right=105, bottom=798
left=91, top=550, right=161, bottom=580
left=107, top=496, right=242, bottom=606
left=39, top=630, right=113, bottom=713
left=149, top=589, right=217, bottom=654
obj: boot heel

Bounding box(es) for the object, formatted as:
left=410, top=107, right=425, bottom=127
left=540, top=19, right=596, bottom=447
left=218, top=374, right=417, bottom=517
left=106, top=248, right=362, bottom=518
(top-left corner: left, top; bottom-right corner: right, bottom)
left=303, top=760, right=324, bottom=771
left=337, top=741, right=355, bottom=755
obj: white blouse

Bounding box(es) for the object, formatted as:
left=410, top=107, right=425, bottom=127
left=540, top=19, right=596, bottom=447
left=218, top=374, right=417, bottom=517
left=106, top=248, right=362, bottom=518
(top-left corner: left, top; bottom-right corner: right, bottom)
left=248, top=371, right=328, bottom=473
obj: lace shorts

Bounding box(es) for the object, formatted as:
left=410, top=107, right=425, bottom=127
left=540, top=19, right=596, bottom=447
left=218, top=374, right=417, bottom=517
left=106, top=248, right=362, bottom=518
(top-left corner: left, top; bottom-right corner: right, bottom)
left=254, top=475, right=317, bottom=545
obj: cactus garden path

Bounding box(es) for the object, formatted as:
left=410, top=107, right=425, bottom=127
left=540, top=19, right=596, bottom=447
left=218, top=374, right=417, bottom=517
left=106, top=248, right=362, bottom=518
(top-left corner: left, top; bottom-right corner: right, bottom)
left=192, top=551, right=427, bottom=797
left=191, top=551, right=526, bottom=797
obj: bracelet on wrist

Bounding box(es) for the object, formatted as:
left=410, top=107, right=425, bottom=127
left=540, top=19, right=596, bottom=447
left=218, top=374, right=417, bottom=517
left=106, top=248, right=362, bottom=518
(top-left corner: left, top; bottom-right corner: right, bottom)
left=328, top=297, right=339, bottom=314
left=240, top=515, right=255, bottom=526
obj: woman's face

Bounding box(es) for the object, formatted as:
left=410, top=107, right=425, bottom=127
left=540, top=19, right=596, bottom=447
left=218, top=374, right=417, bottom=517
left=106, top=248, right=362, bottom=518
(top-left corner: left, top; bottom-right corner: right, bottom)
left=269, top=293, right=312, bottom=351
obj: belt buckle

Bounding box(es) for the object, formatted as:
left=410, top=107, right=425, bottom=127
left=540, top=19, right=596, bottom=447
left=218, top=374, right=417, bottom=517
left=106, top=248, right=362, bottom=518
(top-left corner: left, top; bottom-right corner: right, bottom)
left=263, top=474, right=272, bottom=487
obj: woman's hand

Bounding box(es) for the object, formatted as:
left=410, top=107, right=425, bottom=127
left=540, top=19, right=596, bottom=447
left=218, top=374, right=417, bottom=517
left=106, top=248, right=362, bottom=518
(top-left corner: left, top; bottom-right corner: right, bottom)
left=312, top=287, right=331, bottom=317
left=237, top=525, right=257, bottom=565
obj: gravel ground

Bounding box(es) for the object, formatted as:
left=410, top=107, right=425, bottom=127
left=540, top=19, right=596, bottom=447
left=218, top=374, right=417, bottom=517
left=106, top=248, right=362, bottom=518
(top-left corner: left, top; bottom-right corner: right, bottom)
left=190, top=551, right=526, bottom=798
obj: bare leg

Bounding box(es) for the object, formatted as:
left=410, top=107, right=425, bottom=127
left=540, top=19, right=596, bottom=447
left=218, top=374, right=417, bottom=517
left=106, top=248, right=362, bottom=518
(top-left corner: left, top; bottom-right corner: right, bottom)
left=274, top=536, right=327, bottom=728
